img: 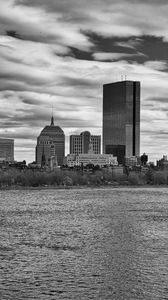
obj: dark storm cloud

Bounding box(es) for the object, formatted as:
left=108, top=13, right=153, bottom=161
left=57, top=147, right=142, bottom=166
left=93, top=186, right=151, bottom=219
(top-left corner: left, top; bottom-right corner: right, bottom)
left=68, top=35, right=145, bottom=62
left=138, top=36, right=168, bottom=64
left=13, top=0, right=168, bottom=39
left=70, top=34, right=168, bottom=65
left=65, top=47, right=93, bottom=61
left=22, top=99, right=40, bottom=106
left=2, top=0, right=168, bottom=61
left=0, top=2, right=93, bottom=51
left=6, top=30, right=23, bottom=40
left=6, top=29, right=64, bottom=45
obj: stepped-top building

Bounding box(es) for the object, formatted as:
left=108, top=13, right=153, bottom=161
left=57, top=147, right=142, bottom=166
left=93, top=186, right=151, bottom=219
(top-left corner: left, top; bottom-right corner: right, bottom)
left=70, top=131, right=101, bottom=155
left=36, top=116, right=65, bottom=166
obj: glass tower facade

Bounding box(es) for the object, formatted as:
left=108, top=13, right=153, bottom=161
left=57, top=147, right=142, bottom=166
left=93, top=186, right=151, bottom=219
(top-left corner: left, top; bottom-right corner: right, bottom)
left=103, top=81, right=140, bottom=164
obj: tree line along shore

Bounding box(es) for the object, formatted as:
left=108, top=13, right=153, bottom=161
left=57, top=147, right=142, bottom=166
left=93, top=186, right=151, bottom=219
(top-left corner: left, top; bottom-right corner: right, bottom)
left=0, top=167, right=168, bottom=188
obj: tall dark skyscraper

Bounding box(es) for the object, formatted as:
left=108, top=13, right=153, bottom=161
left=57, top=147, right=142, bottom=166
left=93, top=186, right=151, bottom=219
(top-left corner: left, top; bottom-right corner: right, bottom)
left=103, top=80, right=140, bottom=164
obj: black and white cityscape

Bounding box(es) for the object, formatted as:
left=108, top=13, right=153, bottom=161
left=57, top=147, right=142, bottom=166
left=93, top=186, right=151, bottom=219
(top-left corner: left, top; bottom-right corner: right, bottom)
left=1, top=2, right=168, bottom=300
left=1, top=1, right=168, bottom=164
left=0, top=79, right=167, bottom=172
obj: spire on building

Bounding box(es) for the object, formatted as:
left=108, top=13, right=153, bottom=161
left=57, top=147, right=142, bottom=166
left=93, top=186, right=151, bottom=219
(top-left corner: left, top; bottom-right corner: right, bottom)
left=51, top=115, right=54, bottom=126
left=51, top=106, right=54, bottom=126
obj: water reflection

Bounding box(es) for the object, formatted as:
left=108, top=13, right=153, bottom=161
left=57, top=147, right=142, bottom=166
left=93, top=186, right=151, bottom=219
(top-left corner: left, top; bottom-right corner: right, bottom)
left=0, top=188, right=168, bottom=299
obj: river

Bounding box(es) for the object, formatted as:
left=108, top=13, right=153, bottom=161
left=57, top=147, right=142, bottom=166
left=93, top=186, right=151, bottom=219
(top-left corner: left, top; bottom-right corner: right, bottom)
left=0, top=188, right=168, bottom=299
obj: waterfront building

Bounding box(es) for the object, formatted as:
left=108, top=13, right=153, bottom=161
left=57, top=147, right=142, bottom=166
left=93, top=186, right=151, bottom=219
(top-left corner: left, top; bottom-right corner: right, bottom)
left=103, top=80, right=140, bottom=164
left=36, top=116, right=65, bottom=166
left=0, top=138, right=14, bottom=161
left=141, top=153, right=148, bottom=166
left=64, top=154, right=77, bottom=168
left=66, top=141, right=117, bottom=167
left=65, top=153, right=118, bottom=168
left=125, top=156, right=141, bottom=167
left=157, top=155, right=168, bottom=170
left=76, top=153, right=118, bottom=167
left=109, top=165, right=124, bottom=177
left=70, top=131, right=101, bottom=155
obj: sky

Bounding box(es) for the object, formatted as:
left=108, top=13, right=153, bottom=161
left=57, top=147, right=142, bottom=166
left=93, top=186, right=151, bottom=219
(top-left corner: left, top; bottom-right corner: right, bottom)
left=1, top=0, right=168, bottom=163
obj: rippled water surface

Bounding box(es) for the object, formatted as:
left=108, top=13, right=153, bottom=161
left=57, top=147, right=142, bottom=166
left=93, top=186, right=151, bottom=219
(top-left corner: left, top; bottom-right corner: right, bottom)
left=0, top=187, right=168, bottom=299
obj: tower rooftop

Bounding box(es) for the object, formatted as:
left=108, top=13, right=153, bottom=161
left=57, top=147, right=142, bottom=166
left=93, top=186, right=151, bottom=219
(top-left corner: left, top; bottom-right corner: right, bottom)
left=39, top=115, right=64, bottom=137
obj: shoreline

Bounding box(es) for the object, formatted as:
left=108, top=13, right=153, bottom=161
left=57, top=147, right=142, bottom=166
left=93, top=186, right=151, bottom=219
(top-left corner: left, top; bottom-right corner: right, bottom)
left=1, top=184, right=168, bottom=191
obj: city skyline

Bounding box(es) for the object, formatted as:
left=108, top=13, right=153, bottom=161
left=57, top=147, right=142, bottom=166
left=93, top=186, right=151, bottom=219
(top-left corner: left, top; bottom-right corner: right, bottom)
left=1, top=0, right=168, bottom=163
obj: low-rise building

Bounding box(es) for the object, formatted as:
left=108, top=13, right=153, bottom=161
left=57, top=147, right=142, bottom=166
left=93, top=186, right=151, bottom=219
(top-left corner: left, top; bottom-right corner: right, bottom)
left=125, top=156, right=141, bottom=167
left=157, top=155, right=168, bottom=169
left=64, top=154, right=77, bottom=167
left=65, top=153, right=118, bottom=168
left=109, top=165, right=124, bottom=176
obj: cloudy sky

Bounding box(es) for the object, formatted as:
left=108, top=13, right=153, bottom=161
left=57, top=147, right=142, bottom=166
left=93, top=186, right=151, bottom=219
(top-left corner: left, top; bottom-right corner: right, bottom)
left=1, top=0, right=168, bottom=163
